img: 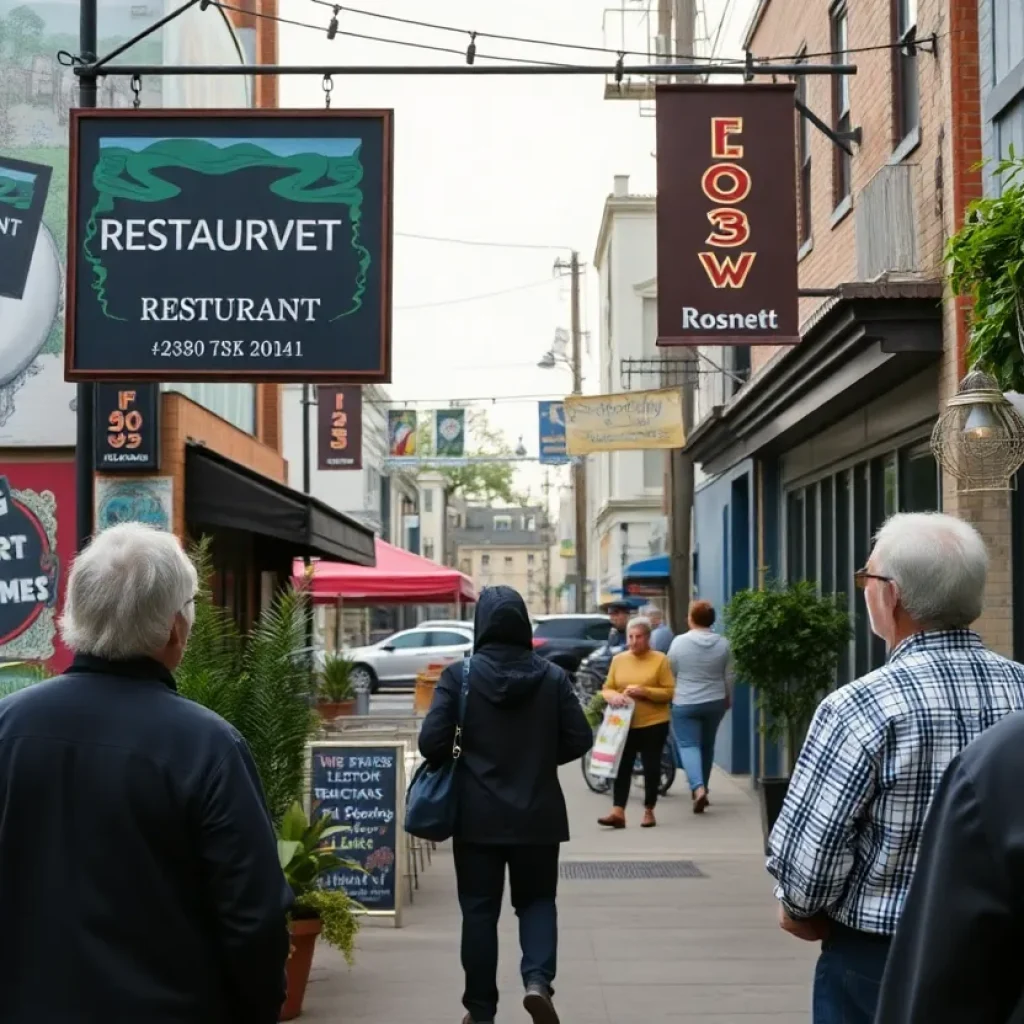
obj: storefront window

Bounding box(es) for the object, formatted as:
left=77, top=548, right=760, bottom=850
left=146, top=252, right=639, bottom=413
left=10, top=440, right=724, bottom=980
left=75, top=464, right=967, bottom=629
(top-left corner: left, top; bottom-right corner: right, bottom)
left=165, top=383, right=257, bottom=436
left=784, top=439, right=937, bottom=686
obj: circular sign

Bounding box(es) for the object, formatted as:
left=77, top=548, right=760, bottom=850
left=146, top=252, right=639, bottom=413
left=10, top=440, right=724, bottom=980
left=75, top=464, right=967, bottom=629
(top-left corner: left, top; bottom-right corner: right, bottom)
left=0, top=478, right=58, bottom=646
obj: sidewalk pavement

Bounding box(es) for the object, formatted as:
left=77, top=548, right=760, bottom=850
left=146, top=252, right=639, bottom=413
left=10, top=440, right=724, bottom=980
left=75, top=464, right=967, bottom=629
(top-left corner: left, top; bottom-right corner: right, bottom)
left=301, top=765, right=817, bottom=1023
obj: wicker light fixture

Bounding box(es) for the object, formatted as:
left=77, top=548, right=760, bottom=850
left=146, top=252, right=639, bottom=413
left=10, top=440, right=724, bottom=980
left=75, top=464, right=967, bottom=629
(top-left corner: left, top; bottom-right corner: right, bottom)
left=931, top=369, right=1024, bottom=491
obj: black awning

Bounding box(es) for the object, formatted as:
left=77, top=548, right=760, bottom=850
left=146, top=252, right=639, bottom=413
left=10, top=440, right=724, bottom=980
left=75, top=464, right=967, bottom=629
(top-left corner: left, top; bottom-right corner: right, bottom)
left=185, top=445, right=375, bottom=566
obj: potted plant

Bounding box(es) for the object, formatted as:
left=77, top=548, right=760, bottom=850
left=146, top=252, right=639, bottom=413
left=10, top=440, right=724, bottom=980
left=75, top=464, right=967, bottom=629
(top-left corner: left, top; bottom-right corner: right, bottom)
left=947, top=151, right=1024, bottom=392
left=277, top=801, right=363, bottom=1020
left=316, top=654, right=357, bottom=721
left=724, top=580, right=852, bottom=851
left=177, top=539, right=320, bottom=824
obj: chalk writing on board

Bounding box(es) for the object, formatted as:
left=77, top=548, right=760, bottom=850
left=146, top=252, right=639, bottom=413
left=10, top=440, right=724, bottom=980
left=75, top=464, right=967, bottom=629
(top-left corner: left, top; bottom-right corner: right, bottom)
left=310, top=746, right=399, bottom=912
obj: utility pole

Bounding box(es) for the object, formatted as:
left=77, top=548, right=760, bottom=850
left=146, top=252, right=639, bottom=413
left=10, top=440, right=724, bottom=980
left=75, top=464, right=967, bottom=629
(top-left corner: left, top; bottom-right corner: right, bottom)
left=542, top=470, right=552, bottom=615
left=76, top=0, right=98, bottom=551
left=665, top=0, right=698, bottom=632
left=569, top=251, right=587, bottom=613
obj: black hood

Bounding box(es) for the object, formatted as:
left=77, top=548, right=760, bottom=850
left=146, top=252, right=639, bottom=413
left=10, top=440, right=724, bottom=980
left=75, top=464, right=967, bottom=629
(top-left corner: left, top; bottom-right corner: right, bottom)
left=468, top=586, right=552, bottom=707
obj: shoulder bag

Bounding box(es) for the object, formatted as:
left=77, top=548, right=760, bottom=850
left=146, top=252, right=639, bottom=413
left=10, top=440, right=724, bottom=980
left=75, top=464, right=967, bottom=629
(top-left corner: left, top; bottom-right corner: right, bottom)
left=404, top=657, right=470, bottom=842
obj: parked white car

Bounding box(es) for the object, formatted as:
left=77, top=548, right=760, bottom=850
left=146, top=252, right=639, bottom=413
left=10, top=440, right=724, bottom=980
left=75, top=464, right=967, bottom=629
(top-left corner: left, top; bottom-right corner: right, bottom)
left=345, top=624, right=474, bottom=693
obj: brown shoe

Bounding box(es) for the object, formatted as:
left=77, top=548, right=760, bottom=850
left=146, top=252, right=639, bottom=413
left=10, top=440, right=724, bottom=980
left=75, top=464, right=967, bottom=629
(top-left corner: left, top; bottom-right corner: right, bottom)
left=693, top=787, right=709, bottom=814
left=641, top=808, right=657, bottom=828
left=598, top=808, right=626, bottom=829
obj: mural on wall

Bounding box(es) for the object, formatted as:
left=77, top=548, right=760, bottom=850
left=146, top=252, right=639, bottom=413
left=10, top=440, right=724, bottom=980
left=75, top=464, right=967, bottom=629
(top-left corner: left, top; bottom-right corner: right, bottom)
left=0, top=459, right=75, bottom=670
left=95, top=476, right=173, bottom=532
left=0, top=0, right=249, bottom=445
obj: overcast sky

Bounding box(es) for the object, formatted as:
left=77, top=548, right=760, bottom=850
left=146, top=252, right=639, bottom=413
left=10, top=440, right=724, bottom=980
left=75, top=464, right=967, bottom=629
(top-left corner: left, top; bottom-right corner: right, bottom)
left=277, top=0, right=753, bottom=502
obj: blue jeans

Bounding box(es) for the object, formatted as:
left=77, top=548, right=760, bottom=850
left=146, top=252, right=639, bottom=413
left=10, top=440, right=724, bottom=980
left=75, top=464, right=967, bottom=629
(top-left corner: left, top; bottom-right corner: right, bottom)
left=812, top=922, right=891, bottom=1024
left=453, top=842, right=559, bottom=1023
left=671, top=700, right=726, bottom=792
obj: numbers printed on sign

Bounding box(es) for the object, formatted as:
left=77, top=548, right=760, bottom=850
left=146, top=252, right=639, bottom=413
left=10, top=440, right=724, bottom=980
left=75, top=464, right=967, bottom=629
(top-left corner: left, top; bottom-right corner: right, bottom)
left=107, top=389, right=143, bottom=450
left=330, top=392, right=349, bottom=451
left=149, top=340, right=306, bottom=359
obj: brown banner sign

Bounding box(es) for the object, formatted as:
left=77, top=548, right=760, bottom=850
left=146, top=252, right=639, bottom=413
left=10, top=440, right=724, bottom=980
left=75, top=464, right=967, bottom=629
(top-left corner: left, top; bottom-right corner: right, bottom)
left=318, top=386, right=363, bottom=470
left=655, top=84, right=799, bottom=347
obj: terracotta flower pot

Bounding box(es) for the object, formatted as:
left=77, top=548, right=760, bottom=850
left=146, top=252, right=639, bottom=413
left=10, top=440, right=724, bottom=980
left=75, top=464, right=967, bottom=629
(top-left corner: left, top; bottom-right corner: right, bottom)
left=317, top=700, right=356, bottom=722
left=279, top=916, right=322, bottom=1020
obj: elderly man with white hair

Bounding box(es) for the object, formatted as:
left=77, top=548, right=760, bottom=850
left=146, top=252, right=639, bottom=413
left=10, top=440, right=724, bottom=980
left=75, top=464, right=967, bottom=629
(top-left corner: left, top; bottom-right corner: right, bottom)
left=0, top=523, right=292, bottom=1023
left=766, top=512, right=1024, bottom=1024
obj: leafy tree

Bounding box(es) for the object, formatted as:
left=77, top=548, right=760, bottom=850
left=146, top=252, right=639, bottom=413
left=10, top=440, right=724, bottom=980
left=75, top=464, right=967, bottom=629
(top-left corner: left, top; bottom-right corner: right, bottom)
left=947, top=151, right=1024, bottom=391
left=417, top=409, right=526, bottom=506
left=5, top=6, right=44, bottom=63
left=724, top=580, right=852, bottom=774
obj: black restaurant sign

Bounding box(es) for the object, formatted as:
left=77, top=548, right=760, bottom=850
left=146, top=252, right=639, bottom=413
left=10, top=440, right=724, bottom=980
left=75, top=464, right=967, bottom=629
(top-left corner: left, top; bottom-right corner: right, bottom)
left=94, top=383, right=161, bottom=471
left=65, top=109, right=393, bottom=383
left=308, top=743, right=403, bottom=915
left=0, top=155, right=52, bottom=302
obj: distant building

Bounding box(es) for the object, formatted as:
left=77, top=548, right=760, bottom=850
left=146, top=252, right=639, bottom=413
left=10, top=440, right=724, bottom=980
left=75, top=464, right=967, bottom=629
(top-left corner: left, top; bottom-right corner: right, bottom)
left=453, top=506, right=551, bottom=617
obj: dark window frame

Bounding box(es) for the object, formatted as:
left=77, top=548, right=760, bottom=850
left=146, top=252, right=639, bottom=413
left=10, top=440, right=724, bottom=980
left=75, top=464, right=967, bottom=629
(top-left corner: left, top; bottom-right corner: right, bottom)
left=795, top=51, right=813, bottom=245
left=891, top=0, right=920, bottom=146
left=830, top=1, right=852, bottom=207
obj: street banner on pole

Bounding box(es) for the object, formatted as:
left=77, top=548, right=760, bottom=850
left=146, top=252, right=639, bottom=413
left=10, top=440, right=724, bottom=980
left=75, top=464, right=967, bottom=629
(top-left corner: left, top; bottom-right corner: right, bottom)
left=564, top=388, right=685, bottom=454
left=387, top=410, right=417, bottom=457
left=435, top=408, right=465, bottom=458
left=318, top=386, right=363, bottom=470
left=655, top=84, right=799, bottom=347
left=538, top=401, right=569, bottom=464
left=0, top=156, right=52, bottom=302
left=93, top=383, right=161, bottom=472
left=65, top=109, right=393, bottom=382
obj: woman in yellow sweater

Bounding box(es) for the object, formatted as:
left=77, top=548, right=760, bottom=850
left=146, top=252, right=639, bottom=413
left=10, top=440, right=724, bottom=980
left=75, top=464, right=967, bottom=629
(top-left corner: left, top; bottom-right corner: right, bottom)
left=598, top=616, right=676, bottom=829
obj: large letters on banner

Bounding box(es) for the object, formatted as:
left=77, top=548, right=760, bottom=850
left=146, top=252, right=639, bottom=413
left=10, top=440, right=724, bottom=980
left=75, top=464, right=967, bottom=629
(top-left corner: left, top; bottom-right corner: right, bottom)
left=655, top=84, right=799, bottom=347
left=65, top=110, right=393, bottom=383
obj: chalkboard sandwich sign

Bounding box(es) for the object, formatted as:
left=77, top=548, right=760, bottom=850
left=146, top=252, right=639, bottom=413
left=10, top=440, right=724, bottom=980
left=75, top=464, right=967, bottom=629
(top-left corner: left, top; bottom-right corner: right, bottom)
left=65, top=109, right=393, bottom=384
left=307, top=740, right=406, bottom=927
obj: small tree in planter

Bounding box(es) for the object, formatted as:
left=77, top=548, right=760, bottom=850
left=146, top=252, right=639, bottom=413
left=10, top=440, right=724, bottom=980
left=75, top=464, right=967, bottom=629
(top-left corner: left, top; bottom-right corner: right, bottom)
left=725, top=580, right=852, bottom=844
left=316, top=654, right=357, bottom=722
left=947, top=150, right=1024, bottom=392
left=277, top=802, right=363, bottom=1020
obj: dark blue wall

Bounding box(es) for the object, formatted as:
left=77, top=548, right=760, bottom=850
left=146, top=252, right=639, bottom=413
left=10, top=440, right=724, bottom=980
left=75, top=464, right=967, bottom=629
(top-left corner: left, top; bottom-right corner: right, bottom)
left=693, top=460, right=755, bottom=774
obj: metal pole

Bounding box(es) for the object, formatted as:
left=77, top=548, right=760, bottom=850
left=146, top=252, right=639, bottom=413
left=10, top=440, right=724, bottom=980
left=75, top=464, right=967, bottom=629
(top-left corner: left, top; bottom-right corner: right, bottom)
left=666, top=0, right=698, bottom=632
left=569, top=251, right=587, bottom=613
left=76, top=0, right=98, bottom=551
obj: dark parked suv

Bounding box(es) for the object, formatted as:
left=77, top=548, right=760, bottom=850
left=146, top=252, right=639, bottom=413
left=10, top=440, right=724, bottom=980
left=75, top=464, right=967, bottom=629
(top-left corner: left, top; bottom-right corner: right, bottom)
left=531, top=614, right=611, bottom=677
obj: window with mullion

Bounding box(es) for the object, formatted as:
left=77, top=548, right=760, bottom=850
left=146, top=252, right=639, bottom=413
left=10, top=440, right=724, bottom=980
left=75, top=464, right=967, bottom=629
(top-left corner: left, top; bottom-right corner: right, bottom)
left=795, top=53, right=812, bottom=244
left=830, top=2, right=852, bottom=205
left=893, top=0, right=920, bottom=145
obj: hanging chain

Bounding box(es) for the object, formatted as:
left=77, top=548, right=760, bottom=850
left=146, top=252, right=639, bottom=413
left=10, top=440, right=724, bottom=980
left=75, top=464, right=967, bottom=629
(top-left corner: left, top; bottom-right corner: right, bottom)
left=322, top=74, right=333, bottom=109
left=131, top=74, right=142, bottom=108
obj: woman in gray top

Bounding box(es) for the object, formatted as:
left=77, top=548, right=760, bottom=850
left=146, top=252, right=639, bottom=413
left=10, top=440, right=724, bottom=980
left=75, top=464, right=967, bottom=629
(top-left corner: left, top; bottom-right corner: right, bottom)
left=667, top=600, right=734, bottom=814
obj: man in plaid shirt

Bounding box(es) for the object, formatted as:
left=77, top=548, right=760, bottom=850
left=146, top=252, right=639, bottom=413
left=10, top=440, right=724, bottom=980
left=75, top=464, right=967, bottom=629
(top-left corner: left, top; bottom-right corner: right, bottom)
left=766, top=512, right=1024, bottom=1024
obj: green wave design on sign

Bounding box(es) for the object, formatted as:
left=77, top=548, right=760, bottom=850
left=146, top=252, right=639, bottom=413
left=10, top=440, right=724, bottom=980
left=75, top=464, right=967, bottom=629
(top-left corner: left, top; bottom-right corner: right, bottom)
left=0, top=174, right=34, bottom=211
left=83, top=138, right=370, bottom=321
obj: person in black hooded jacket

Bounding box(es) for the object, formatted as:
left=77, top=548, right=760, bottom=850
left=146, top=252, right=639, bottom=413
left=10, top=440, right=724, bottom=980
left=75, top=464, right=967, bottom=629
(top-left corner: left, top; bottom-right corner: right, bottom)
left=419, top=585, right=593, bottom=1024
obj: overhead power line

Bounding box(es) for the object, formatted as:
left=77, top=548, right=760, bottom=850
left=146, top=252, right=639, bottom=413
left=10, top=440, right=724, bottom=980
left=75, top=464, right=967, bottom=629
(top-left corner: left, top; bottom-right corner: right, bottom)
left=397, top=231, right=570, bottom=252
left=395, top=278, right=559, bottom=310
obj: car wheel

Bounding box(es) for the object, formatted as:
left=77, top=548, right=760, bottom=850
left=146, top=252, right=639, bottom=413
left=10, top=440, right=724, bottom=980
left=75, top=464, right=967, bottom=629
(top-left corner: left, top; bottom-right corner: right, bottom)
left=350, top=664, right=377, bottom=695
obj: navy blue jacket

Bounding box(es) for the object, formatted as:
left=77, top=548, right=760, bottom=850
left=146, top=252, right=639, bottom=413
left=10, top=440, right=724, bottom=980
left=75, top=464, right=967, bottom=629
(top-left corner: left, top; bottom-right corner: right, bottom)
left=419, top=586, right=593, bottom=845
left=0, top=654, right=293, bottom=1023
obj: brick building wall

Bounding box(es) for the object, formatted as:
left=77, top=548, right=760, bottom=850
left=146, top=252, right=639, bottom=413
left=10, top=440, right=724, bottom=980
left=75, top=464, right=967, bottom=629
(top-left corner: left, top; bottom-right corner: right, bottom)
left=743, top=0, right=1012, bottom=654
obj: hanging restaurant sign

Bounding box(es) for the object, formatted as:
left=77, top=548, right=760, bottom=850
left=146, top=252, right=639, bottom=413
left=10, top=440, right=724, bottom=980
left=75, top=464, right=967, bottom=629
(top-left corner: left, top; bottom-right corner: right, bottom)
left=93, top=383, right=161, bottom=472
left=318, top=385, right=363, bottom=471
left=655, top=84, right=799, bottom=347
left=65, top=109, right=393, bottom=383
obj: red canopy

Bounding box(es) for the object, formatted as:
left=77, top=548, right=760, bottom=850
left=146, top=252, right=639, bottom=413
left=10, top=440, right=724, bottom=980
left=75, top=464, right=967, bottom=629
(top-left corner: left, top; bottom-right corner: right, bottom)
left=294, top=539, right=476, bottom=605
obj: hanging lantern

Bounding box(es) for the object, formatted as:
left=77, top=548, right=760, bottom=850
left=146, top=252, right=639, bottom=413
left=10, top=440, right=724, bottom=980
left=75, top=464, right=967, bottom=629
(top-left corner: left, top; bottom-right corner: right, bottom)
left=931, top=369, right=1024, bottom=491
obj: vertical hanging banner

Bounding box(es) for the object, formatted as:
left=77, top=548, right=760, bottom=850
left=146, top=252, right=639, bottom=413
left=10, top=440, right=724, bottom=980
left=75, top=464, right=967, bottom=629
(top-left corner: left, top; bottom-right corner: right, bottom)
left=318, top=386, right=363, bottom=470
left=93, top=383, right=161, bottom=472
left=435, top=408, right=465, bottom=458
left=0, top=157, right=53, bottom=302
left=655, top=84, right=799, bottom=347
left=387, top=410, right=417, bottom=457
left=65, top=109, right=393, bottom=382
